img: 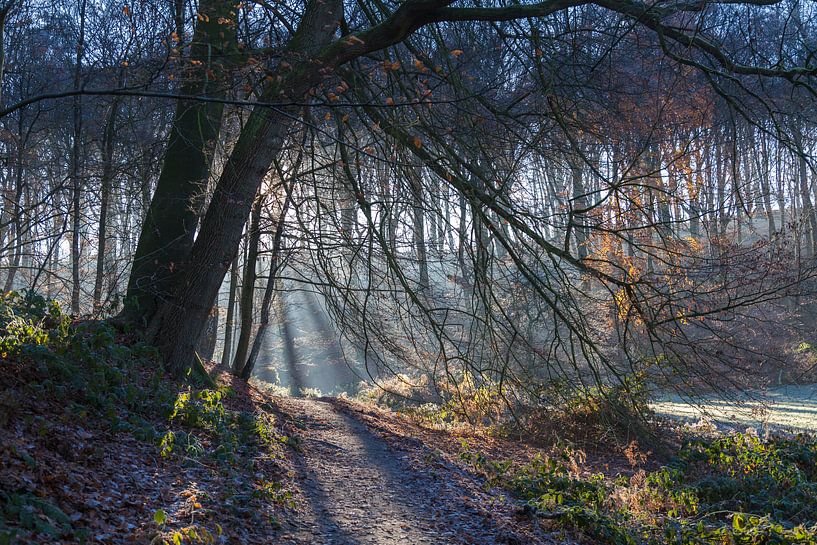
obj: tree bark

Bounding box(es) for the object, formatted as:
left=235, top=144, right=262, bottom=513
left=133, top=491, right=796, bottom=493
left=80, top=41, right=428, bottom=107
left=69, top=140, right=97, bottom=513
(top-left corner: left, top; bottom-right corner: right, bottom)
left=231, top=194, right=263, bottom=373
left=152, top=0, right=345, bottom=374
left=123, top=0, right=236, bottom=323
left=93, top=99, right=120, bottom=312
left=69, top=0, right=87, bottom=314
left=0, top=1, right=13, bottom=107
left=220, top=256, right=240, bottom=368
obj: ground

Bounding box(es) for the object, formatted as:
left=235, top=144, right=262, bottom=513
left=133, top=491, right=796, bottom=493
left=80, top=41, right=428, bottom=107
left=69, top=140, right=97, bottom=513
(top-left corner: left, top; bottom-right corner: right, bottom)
left=652, top=383, right=817, bottom=432
left=1, top=358, right=557, bottom=545
left=6, top=345, right=815, bottom=545
left=275, top=397, right=550, bottom=545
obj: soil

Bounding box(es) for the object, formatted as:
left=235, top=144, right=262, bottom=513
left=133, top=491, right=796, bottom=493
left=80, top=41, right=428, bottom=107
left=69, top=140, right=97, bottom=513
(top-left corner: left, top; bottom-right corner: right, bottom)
left=275, top=397, right=555, bottom=545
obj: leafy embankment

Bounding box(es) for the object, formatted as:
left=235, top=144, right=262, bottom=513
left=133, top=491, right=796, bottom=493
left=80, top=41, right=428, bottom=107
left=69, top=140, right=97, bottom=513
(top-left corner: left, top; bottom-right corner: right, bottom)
left=0, top=292, right=296, bottom=544
left=461, top=431, right=817, bottom=544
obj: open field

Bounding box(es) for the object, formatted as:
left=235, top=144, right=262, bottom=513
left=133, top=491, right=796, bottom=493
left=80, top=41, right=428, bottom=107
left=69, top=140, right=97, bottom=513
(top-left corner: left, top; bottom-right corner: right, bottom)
left=652, top=384, right=817, bottom=433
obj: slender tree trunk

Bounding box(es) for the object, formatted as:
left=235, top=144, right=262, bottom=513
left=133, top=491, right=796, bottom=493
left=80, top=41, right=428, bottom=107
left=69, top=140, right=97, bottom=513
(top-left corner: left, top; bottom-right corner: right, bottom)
left=0, top=2, right=12, bottom=107
left=239, top=181, right=295, bottom=379
left=93, top=99, right=120, bottom=312
left=220, top=256, right=240, bottom=367
left=793, top=120, right=817, bottom=256
left=569, top=155, right=589, bottom=260
left=69, top=0, right=87, bottom=314
left=231, top=194, right=263, bottom=373
left=407, top=164, right=429, bottom=290
left=3, top=133, right=23, bottom=292
left=238, top=146, right=303, bottom=380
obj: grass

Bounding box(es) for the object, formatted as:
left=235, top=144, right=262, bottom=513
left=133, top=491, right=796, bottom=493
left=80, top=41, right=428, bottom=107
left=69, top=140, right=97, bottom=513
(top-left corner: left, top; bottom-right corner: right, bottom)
left=652, top=385, right=817, bottom=434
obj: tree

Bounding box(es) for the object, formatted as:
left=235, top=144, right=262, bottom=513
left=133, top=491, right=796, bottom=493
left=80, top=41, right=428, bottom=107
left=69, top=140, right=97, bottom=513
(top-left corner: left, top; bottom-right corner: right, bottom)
left=123, top=0, right=238, bottom=324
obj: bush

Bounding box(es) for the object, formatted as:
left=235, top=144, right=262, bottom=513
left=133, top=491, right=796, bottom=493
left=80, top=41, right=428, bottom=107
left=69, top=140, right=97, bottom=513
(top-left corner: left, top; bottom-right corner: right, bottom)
left=460, top=431, right=817, bottom=544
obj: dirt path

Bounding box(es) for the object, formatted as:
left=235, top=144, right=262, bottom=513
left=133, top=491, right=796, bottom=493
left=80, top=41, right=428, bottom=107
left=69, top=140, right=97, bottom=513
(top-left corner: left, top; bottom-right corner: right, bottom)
left=275, top=398, right=548, bottom=545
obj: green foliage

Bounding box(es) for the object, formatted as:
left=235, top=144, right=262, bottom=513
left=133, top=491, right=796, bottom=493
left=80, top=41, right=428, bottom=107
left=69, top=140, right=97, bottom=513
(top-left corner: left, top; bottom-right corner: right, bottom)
left=154, top=509, right=168, bottom=526
left=0, top=292, right=289, bottom=541
left=0, top=291, right=70, bottom=358
left=460, top=432, right=817, bottom=544
left=252, top=480, right=295, bottom=508
left=0, top=492, right=88, bottom=543
left=160, top=387, right=286, bottom=462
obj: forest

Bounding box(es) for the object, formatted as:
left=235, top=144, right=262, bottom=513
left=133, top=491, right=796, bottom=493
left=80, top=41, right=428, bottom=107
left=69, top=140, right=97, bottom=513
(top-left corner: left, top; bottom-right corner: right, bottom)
left=2, top=0, right=817, bottom=543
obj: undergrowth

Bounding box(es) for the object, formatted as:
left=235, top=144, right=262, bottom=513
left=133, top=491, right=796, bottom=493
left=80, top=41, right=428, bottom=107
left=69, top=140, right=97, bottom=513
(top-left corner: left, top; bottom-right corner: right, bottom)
left=461, top=431, right=817, bottom=544
left=0, top=291, right=289, bottom=544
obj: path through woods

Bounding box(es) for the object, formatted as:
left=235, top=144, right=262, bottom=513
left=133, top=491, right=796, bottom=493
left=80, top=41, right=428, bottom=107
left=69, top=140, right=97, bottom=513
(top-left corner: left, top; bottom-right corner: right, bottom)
left=275, top=398, right=550, bottom=545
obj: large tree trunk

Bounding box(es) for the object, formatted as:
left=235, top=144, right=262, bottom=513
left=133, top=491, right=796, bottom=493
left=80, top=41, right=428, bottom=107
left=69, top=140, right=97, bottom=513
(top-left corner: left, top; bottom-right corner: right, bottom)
left=152, top=0, right=344, bottom=374
left=123, top=0, right=236, bottom=323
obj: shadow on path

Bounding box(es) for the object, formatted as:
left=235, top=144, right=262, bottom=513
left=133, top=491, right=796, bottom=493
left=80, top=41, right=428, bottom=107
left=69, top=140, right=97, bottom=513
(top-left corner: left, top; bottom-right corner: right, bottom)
left=276, top=398, right=528, bottom=545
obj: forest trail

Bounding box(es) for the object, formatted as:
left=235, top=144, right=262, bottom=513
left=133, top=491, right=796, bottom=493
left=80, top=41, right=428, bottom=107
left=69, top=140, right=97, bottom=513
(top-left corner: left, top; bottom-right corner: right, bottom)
left=274, top=398, right=547, bottom=545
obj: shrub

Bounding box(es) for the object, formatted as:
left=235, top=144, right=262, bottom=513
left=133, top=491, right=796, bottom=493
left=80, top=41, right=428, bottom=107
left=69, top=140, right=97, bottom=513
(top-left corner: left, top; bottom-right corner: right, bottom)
left=460, top=431, right=817, bottom=544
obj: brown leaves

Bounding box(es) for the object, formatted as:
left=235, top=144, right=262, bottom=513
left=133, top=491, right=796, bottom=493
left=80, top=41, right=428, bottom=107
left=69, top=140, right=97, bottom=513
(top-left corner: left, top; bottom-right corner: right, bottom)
left=345, top=35, right=365, bottom=46
left=382, top=60, right=401, bottom=74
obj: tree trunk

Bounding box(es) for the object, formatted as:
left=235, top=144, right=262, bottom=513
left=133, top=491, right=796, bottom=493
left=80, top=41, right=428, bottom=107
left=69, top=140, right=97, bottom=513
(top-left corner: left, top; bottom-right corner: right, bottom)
left=152, top=0, right=343, bottom=374
left=93, top=99, right=120, bottom=312
left=407, top=163, right=429, bottom=290
left=220, top=256, right=240, bottom=367
left=123, top=0, right=236, bottom=323
left=569, top=154, right=589, bottom=260
left=793, top=120, right=817, bottom=256
left=231, top=194, right=263, bottom=374
left=196, top=307, right=219, bottom=362
left=70, top=0, right=87, bottom=314
left=0, top=2, right=12, bottom=107
left=238, top=154, right=301, bottom=380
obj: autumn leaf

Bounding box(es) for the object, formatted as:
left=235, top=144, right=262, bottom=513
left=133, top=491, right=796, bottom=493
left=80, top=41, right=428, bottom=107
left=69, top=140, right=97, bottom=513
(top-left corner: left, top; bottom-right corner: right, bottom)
left=153, top=509, right=167, bottom=526
left=385, top=97, right=395, bottom=106
left=413, top=137, right=422, bottom=149
left=450, top=49, right=464, bottom=58
left=122, top=5, right=130, bottom=16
